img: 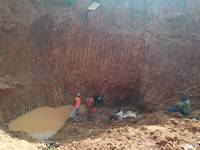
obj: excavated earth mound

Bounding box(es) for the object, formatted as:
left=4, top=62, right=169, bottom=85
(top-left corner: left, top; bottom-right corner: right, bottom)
left=0, top=0, right=200, bottom=150
left=1, top=111, right=200, bottom=150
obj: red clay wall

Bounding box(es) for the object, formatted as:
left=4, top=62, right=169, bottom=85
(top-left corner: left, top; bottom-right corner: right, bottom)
left=1, top=0, right=200, bottom=120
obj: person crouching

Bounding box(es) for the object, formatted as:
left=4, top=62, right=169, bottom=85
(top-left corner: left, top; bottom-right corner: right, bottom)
left=167, top=94, right=191, bottom=117
left=108, top=108, right=123, bottom=123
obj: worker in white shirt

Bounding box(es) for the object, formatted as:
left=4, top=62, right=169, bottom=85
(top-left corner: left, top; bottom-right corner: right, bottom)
left=108, top=108, right=123, bottom=123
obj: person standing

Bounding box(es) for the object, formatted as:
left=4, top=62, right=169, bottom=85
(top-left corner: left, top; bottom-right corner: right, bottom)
left=69, top=93, right=81, bottom=122
left=93, top=95, right=103, bottom=109
left=86, top=97, right=96, bottom=121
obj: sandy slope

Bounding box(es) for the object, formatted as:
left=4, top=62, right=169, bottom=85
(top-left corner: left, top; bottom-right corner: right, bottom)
left=0, top=129, right=40, bottom=150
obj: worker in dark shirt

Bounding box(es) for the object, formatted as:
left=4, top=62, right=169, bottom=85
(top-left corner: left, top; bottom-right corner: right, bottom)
left=93, top=95, right=103, bottom=109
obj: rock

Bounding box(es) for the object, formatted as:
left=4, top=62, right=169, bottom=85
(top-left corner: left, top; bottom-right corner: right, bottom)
left=165, top=136, right=178, bottom=142
left=152, top=135, right=158, bottom=140
left=126, top=135, right=132, bottom=140
left=170, top=119, right=178, bottom=125
left=183, top=144, right=196, bottom=150
left=156, top=140, right=168, bottom=146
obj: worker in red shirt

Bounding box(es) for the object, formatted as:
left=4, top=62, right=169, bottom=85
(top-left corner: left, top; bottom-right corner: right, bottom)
left=86, top=97, right=96, bottom=121
left=69, top=93, right=81, bottom=122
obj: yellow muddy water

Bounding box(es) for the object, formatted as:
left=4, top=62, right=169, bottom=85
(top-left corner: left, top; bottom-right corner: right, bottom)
left=8, top=105, right=85, bottom=140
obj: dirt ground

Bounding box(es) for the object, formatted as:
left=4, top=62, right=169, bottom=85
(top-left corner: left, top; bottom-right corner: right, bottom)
left=0, top=110, right=199, bottom=150
left=0, top=129, right=41, bottom=150
left=0, top=1, right=200, bottom=149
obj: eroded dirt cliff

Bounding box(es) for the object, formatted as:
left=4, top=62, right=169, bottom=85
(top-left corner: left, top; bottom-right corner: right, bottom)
left=0, top=0, right=200, bottom=120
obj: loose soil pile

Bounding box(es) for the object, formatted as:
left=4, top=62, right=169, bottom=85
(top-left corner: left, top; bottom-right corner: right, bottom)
left=1, top=111, right=199, bottom=150
left=0, top=129, right=41, bottom=150
left=52, top=111, right=200, bottom=150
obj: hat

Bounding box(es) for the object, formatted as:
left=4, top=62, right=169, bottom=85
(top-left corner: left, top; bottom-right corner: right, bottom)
left=181, top=94, right=188, bottom=101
